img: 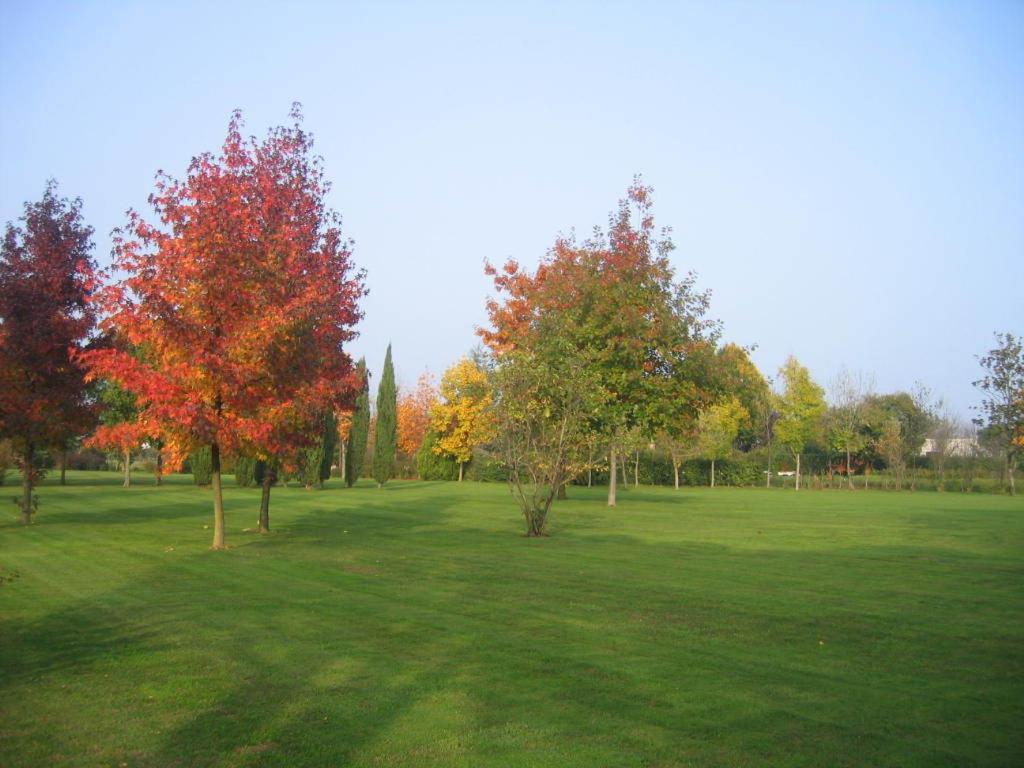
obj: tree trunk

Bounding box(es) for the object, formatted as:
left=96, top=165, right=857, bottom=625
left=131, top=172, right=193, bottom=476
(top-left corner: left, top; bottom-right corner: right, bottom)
left=1009, top=454, right=1016, bottom=496
left=210, top=442, right=226, bottom=550
left=123, top=449, right=131, bottom=488
left=556, top=482, right=567, bottom=500
left=766, top=441, right=772, bottom=488
left=258, top=462, right=274, bottom=533
left=20, top=444, right=33, bottom=525
left=59, top=449, right=67, bottom=486
left=458, top=461, right=464, bottom=482
left=846, top=448, right=853, bottom=489
left=795, top=453, right=801, bottom=491
left=711, top=458, right=716, bottom=488
left=620, top=453, right=628, bottom=490
left=608, top=447, right=617, bottom=507
left=339, top=440, right=346, bottom=482
left=526, top=509, right=547, bottom=537
left=673, top=459, right=680, bottom=490
left=634, top=451, right=639, bottom=488
left=155, top=448, right=163, bottom=486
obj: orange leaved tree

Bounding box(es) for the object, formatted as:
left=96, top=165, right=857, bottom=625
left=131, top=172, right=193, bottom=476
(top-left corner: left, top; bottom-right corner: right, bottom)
left=480, top=179, right=718, bottom=506
left=397, top=372, right=437, bottom=458
left=87, top=106, right=364, bottom=549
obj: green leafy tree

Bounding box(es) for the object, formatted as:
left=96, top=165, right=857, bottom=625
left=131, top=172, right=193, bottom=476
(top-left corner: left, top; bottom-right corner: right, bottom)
left=93, top=380, right=140, bottom=488
left=492, top=338, right=604, bottom=536
left=373, top=344, right=397, bottom=486
left=480, top=180, right=718, bottom=507
left=714, top=344, right=769, bottom=449
left=345, top=360, right=370, bottom=487
left=826, top=367, right=873, bottom=488
left=875, top=417, right=906, bottom=489
left=974, top=332, right=1024, bottom=495
left=775, top=356, right=826, bottom=490
left=863, top=391, right=930, bottom=486
left=696, top=396, right=748, bottom=487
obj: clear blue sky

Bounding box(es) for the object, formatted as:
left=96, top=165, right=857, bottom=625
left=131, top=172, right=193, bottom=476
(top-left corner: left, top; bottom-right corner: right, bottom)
left=2, top=1, right=1021, bottom=418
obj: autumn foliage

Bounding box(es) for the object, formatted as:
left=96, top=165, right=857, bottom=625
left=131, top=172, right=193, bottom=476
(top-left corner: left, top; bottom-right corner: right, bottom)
left=431, top=358, right=495, bottom=480
left=481, top=179, right=718, bottom=506
left=397, top=372, right=437, bottom=456
left=86, top=106, right=364, bottom=547
left=0, top=181, right=97, bottom=522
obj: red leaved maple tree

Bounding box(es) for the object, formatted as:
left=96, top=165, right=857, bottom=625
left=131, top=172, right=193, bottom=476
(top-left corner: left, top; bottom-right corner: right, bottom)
left=87, top=106, right=364, bottom=549
left=0, top=181, right=98, bottom=523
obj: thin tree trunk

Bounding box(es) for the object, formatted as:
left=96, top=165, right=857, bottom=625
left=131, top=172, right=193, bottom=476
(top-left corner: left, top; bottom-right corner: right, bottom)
left=608, top=447, right=617, bottom=507
left=556, top=482, right=567, bottom=500
left=795, top=453, right=801, bottom=491
left=123, top=449, right=131, bottom=488
left=711, top=458, right=716, bottom=488
left=59, top=449, right=67, bottom=486
left=258, top=462, right=274, bottom=533
left=634, top=450, right=639, bottom=488
left=620, top=453, right=628, bottom=490
left=847, top=448, right=853, bottom=489
left=155, top=448, right=163, bottom=486
left=1009, top=455, right=1016, bottom=496
left=210, top=442, right=226, bottom=550
left=20, top=444, right=33, bottom=525
left=339, top=440, right=346, bottom=482
left=673, top=458, right=680, bottom=490
left=766, top=441, right=772, bottom=488
left=458, top=461, right=464, bottom=482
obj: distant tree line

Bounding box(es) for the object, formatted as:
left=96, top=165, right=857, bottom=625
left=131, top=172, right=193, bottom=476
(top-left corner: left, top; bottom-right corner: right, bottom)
left=2, top=143, right=1021, bottom=543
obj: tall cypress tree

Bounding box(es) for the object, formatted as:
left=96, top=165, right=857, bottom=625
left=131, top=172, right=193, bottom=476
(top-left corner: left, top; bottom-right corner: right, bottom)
left=301, top=429, right=325, bottom=489
left=190, top=445, right=212, bottom=486
left=345, top=359, right=370, bottom=488
left=373, top=344, right=397, bottom=486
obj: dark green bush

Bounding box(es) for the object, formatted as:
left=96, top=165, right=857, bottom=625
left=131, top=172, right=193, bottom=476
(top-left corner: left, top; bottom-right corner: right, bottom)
left=465, top=447, right=507, bottom=483
left=235, top=456, right=257, bottom=487
left=190, top=446, right=212, bottom=486
left=416, top=430, right=458, bottom=481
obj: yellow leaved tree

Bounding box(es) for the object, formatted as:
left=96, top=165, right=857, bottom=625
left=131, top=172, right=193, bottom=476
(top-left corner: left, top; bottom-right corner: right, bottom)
left=431, top=357, right=496, bottom=481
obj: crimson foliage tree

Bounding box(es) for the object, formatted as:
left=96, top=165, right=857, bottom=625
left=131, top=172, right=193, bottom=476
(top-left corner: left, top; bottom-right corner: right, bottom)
left=87, top=106, right=364, bottom=548
left=0, top=181, right=97, bottom=523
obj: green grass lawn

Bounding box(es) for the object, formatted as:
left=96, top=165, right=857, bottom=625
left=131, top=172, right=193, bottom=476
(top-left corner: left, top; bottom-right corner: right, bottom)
left=1, top=474, right=1022, bottom=767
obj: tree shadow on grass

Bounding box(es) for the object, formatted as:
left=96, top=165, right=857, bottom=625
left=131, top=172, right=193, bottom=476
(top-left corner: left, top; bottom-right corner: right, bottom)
left=142, top=633, right=475, bottom=768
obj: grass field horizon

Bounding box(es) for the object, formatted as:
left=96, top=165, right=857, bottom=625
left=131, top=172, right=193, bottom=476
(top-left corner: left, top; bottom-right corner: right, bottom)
left=2, top=474, right=1022, bottom=766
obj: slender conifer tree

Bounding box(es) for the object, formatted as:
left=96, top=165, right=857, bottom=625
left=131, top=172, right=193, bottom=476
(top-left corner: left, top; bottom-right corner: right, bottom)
left=346, top=360, right=370, bottom=487
left=373, top=345, right=397, bottom=486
